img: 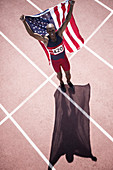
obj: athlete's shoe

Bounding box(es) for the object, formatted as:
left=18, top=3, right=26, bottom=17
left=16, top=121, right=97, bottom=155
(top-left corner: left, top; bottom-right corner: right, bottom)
left=68, top=82, right=75, bottom=93
left=91, top=155, right=97, bottom=162
left=60, top=83, right=66, bottom=93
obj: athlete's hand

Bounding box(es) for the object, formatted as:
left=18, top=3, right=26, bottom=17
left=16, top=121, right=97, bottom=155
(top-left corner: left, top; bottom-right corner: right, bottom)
left=69, top=0, right=75, bottom=5
left=20, top=15, right=25, bottom=22
left=43, top=36, right=49, bottom=45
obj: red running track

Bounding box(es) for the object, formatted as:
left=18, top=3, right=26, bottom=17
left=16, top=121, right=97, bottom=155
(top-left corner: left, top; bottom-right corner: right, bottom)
left=0, top=0, right=113, bottom=169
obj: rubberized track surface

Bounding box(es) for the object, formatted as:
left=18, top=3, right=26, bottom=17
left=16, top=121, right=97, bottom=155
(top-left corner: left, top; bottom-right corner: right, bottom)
left=0, top=0, right=113, bottom=169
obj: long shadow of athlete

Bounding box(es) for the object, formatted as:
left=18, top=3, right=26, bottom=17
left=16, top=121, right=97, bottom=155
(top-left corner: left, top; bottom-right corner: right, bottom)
left=48, top=84, right=97, bottom=169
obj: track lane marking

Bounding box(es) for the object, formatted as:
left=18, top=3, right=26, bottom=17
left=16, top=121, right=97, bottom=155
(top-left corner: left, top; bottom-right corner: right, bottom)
left=0, top=104, right=55, bottom=170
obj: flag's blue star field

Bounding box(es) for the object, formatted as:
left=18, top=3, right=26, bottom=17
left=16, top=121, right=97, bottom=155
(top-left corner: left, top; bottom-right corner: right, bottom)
left=25, top=10, right=56, bottom=36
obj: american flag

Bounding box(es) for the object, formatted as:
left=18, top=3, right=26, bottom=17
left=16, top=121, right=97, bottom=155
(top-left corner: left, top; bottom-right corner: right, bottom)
left=25, top=0, right=84, bottom=64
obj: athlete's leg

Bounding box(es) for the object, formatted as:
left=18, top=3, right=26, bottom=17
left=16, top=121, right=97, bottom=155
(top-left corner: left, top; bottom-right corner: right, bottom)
left=65, top=70, right=71, bottom=83
left=61, top=54, right=71, bottom=83
left=51, top=60, right=66, bottom=92
left=65, top=70, right=74, bottom=92
left=57, top=71, right=64, bottom=84
left=57, top=71, right=66, bottom=92
left=61, top=55, right=74, bottom=91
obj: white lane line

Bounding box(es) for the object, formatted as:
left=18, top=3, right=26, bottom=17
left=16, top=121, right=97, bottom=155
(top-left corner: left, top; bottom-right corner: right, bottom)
left=1, top=31, right=113, bottom=143
left=26, top=0, right=43, bottom=12
left=85, top=12, right=113, bottom=44
left=0, top=104, right=55, bottom=170
left=84, top=45, right=113, bottom=70
left=0, top=73, right=55, bottom=125
left=0, top=31, right=48, bottom=79
left=94, top=0, right=113, bottom=13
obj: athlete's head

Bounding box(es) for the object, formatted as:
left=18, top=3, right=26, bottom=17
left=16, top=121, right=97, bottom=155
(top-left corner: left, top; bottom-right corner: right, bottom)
left=46, top=23, right=56, bottom=39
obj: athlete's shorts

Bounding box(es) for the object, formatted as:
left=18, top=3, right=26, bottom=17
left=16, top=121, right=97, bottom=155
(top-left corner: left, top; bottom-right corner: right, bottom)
left=51, top=54, right=70, bottom=73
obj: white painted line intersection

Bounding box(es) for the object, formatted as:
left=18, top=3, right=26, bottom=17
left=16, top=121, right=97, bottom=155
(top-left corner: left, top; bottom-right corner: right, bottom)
left=94, top=0, right=113, bottom=13
left=84, top=12, right=113, bottom=45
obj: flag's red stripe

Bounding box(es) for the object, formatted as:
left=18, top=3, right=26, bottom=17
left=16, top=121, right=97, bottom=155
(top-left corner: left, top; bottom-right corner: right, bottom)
left=61, top=2, right=66, bottom=23
left=63, top=36, right=73, bottom=52
left=62, top=3, right=80, bottom=50
left=65, top=26, right=80, bottom=50
left=67, top=4, right=84, bottom=44
left=61, top=3, right=74, bottom=52
left=67, top=3, right=70, bottom=13
left=62, top=3, right=74, bottom=52
left=54, top=6, right=61, bottom=27
left=39, top=41, right=50, bottom=64
left=70, top=15, right=84, bottom=43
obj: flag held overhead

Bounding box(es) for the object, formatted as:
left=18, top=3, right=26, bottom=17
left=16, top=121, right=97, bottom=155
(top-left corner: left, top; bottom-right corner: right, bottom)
left=25, top=0, right=84, bottom=63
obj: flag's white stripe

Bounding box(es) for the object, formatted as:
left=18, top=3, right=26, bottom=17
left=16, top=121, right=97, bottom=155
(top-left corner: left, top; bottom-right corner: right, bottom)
left=63, top=40, right=70, bottom=53
left=65, top=48, right=70, bottom=53
left=67, top=23, right=83, bottom=47
left=32, top=9, right=51, bottom=17
left=26, top=9, right=51, bottom=18
left=63, top=1, right=71, bottom=53
left=63, top=31, right=77, bottom=51
left=50, top=8, right=59, bottom=29
left=51, top=1, right=69, bottom=29
left=58, top=0, right=69, bottom=25
left=64, top=0, right=69, bottom=18
left=51, top=1, right=79, bottom=52
left=58, top=3, right=63, bottom=26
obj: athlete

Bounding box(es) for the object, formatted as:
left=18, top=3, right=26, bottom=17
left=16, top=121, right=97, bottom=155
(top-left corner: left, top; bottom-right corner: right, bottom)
left=20, top=0, right=75, bottom=92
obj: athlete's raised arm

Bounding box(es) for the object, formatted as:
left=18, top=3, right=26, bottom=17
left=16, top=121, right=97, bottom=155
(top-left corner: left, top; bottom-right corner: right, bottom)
left=58, top=0, right=75, bottom=38
left=20, top=15, right=48, bottom=46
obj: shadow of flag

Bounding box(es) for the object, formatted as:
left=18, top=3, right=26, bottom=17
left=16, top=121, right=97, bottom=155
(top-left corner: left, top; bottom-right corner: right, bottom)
left=48, top=84, right=97, bottom=169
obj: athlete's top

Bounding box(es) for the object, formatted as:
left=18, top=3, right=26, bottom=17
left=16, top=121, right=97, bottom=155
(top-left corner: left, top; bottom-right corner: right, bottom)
left=47, top=32, right=65, bottom=60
